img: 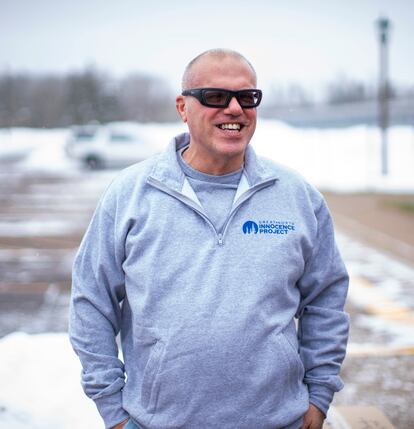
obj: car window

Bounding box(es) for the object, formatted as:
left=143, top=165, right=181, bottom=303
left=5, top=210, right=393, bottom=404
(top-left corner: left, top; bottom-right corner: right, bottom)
left=73, top=130, right=97, bottom=141
left=109, top=133, right=136, bottom=143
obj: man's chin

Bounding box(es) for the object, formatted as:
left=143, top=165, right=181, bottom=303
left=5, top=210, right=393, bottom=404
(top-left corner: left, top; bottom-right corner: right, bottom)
left=215, top=139, right=248, bottom=156
left=211, top=141, right=250, bottom=168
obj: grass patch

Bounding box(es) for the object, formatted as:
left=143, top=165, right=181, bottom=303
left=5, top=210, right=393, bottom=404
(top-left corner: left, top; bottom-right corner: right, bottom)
left=384, top=200, right=414, bottom=214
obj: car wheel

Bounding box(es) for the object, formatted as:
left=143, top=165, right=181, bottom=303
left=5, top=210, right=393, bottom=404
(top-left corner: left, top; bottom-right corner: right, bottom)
left=84, top=155, right=103, bottom=169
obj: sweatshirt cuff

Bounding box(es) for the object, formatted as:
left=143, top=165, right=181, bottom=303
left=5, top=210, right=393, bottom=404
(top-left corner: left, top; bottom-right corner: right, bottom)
left=94, top=391, right=129, bottom=429
left=307, top=384, right=335, bottom=416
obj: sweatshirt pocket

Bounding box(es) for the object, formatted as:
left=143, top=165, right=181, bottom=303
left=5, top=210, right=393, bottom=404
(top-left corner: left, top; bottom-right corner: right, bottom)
left=138, top=325, right=307, bottom=427
left=278, top=330, right=306, bottom=389
left=140, top=339, right=165, bottom=410
left=233, top=331, right=307, bottom=428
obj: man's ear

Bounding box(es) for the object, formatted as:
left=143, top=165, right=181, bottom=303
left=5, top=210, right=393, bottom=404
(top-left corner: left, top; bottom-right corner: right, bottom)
left=176, top=95, right=187, bottom=123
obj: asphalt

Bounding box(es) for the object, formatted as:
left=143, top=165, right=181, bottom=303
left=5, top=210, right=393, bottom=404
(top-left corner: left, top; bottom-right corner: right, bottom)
left=323, top=192, right=414, bottom=266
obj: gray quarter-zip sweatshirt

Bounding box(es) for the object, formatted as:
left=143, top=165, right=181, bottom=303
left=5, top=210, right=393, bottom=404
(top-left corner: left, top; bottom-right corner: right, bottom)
left=69, top=132, right=349, bottom=429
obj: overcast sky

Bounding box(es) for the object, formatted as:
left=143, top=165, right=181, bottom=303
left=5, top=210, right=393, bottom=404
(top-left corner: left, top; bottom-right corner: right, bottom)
left=1, top=0, right=413, bottom=97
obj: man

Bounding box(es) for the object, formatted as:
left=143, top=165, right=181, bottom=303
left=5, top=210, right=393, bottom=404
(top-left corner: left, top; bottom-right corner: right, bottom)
left=69, top=49, right=349, bottom=429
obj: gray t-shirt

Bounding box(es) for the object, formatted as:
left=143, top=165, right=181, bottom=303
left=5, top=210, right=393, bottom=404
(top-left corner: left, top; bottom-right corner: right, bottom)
left=178, top=147, right=243, bottom=232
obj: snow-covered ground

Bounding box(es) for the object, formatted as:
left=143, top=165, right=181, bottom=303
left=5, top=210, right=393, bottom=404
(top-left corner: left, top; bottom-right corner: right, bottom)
left=1, top=120, right=413, bottom=192
left=0, top=332, right=101, bottom=429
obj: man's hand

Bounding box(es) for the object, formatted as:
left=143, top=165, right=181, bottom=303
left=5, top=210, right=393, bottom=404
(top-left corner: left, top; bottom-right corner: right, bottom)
left=300, top=404, right=325, bottom=429
left=110, top=418, right=129, bottom=429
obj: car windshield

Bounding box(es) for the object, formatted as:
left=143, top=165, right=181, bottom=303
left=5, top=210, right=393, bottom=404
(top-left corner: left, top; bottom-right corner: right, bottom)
left=109, top=133, right=136, bottom=143
left=72, top=127, right=98, bottom=141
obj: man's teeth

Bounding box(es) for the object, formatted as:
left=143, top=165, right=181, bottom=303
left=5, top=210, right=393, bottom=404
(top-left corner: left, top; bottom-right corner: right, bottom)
left=220, top=123, right=241, bottom=130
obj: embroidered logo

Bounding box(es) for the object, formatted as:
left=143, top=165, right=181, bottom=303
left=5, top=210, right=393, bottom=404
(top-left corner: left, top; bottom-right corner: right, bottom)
left=242, top=220, right=295, bottom=236
left=242, top=221, right=259, bottom=234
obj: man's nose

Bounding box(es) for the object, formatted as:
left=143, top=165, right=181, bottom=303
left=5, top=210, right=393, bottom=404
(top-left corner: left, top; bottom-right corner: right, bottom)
left=225, top=96, right=243, bottom=114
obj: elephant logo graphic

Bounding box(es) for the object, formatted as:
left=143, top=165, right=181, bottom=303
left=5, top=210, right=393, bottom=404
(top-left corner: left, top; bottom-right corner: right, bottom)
left=242, top=221, right=259, bottom=234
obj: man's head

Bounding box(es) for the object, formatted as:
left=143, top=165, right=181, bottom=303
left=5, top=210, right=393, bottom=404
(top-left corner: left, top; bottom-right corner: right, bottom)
left=176, top=49, right=260, bottom=174
left=181, top=49, right=257, bottom=90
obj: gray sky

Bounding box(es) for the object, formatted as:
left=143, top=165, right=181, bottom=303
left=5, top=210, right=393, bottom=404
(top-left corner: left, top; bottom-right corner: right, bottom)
left=1, top=0, right=413, bottom=96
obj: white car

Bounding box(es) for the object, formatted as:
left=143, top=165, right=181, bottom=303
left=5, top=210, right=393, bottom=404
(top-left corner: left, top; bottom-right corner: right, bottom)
left=65, top=124, right=157, bottom=169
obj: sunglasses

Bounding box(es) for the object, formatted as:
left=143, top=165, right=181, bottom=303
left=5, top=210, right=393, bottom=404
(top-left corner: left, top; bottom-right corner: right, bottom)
left=181, top=88, right=262, bottom=108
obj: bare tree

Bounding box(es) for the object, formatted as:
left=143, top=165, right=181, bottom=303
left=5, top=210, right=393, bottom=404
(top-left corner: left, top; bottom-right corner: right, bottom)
left=325, top=75, right=376, bottom=105
left=0, top=67, right=177, bottom=128
left=119, top=73, right=177, bottom=122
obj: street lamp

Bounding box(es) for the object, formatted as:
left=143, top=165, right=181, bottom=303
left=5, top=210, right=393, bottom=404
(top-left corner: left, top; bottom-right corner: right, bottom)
left=376, top=17, right=391, bottom=176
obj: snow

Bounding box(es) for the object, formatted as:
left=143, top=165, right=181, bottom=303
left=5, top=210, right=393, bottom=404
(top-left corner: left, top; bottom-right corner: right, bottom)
left=253, top=121, right=414, bottom=192
left=1, top=120, right=413, bottom=192
left=0, top=220, right=81, bottom=237
left=0, top=332, right=101, bottom=429
left=0, top=128, right=73, bottom=173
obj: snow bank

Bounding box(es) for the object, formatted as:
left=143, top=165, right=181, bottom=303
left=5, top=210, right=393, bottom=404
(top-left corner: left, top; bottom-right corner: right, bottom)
left=0, top=128, right=71, bottom=170
left=0, top=332, right=101, bottom=429
left=0, top=129, right=33, bottom=164
left=1, top=120, right=413, bottom=191
left=253, top=120, right=414, bottom=192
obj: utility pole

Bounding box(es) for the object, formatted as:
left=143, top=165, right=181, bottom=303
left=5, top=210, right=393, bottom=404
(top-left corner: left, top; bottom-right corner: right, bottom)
left=376, top=17, right=391, bottom=176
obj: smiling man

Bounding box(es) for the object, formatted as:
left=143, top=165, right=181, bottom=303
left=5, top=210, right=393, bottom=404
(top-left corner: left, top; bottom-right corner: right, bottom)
left=69, top=49, right=349, bottom=429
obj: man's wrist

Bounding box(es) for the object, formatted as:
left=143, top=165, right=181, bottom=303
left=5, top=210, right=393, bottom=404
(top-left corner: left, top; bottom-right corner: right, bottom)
left=307, top=383, right=334, bottom=415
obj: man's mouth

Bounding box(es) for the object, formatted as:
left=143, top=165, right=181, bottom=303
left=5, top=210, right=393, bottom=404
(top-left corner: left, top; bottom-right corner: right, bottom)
left=216, top=123, right=244, bottom=131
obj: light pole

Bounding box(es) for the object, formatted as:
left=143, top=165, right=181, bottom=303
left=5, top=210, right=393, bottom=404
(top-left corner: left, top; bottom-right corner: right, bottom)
left=376, top=17, right=391, bottom=176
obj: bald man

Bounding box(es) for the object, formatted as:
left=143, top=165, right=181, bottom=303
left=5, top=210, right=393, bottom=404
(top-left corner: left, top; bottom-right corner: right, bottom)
left=70, top=49, right=349, bottom=429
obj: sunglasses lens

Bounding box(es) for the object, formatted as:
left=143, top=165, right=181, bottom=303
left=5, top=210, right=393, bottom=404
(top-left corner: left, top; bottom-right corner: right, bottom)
left=203, top=90, right=229, bottom=106
left=189, top=89, right=262, bottom=108
left=239, top=90, right=261, bottom=107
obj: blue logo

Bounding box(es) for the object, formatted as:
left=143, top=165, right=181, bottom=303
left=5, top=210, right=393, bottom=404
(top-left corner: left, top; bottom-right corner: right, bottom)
left=242, top=221, right=259, bottom=234
left=243, top=220, right=296, bottom=236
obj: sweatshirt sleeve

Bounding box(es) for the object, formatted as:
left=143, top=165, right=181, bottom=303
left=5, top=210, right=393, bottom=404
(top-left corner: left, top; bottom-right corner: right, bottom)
left=69, top=193, right=129, bottom=428
left=296, top=197, right=350, bottom=415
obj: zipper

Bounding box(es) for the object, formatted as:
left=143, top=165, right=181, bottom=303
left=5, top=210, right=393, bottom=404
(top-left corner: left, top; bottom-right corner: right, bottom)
left=147, top=176, right=220, bottom=239
left=219, top=179, right=277, bottom=245
left=147, top=176, right=277, bottom=246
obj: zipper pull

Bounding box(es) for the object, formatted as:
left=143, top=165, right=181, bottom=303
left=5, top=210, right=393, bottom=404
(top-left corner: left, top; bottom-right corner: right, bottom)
left=218, top=233, right=224, bottom=246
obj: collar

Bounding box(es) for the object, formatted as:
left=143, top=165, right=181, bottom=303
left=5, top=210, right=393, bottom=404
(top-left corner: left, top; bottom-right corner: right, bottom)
left=148, top=132, right=279, bottom=193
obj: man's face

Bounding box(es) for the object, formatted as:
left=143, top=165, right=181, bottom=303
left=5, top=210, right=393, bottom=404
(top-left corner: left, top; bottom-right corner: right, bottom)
left=176, top=55, right=258, bottom=173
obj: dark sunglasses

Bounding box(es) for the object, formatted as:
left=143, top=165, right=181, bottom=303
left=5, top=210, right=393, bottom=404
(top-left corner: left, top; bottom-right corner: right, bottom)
left=181, top=88, right=262, bottom=108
